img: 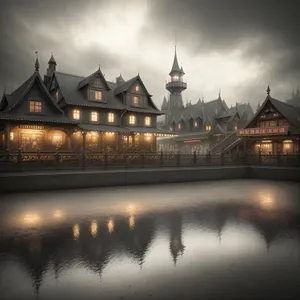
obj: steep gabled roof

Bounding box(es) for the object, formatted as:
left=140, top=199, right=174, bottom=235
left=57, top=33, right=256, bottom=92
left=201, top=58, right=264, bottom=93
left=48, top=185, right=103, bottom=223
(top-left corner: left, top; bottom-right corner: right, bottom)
left=210, top=124, right=226, bottom=135
left=113, top=74, right=152, bottom=96
left=78, top=68, right=111, bottom=90
left=1, top=71, right=64, bottom=114
left=244, top=95, right=300, bottom=128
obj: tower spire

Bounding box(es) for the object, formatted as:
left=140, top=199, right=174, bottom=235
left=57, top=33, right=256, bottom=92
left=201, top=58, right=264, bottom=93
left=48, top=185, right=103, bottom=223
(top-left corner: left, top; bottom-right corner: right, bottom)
left=35, top=51, right=40, bottom=72
left=267, top=85, right=271, bottom=96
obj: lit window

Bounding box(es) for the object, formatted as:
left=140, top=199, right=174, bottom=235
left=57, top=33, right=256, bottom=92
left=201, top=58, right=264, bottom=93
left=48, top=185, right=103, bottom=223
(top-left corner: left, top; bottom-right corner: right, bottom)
left=95, top=90, right=102, bottom=100
left=29, top=101, right=42, bottom=113
left=194, top=121, right=198, bottom=127
left=133, top=96, right=140, bottom=105
left=178, top=123, right=181, bottom=129
left=73, top=109, right=80, bottom=120
left=205, top=125, right=211, bottom=131
left=55, top=90, right=59, bottom=102
left=90, top=111, right=98, bottom=122
left=129, top=115, right=136, bottom=125
left=145, top=116, right=151, bottom=126
left=135, top=85, right=140, bottom=92
left=172, top=76, right=179, bottom=81
left=234, top=125, right=237, bottom=130
left=108, top=112, right=115, bottom=123
left=10, top=132, right=14, bottom=141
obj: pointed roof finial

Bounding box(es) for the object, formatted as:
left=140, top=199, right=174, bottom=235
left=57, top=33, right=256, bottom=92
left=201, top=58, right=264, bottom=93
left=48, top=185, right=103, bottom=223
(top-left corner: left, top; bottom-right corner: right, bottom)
left=34, top=51, right=40, bottom=72
left=218, top=88, right=221, bottom=99
left=267, top=85, right=271, bottom=96
left=3, top=83, right=6, bottom=95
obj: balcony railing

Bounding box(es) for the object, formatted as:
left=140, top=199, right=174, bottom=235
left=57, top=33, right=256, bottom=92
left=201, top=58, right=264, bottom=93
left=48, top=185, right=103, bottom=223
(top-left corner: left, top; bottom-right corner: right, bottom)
left=0, top=150, right=299, bottom=172
left=166, top=81, right=187, bottom=89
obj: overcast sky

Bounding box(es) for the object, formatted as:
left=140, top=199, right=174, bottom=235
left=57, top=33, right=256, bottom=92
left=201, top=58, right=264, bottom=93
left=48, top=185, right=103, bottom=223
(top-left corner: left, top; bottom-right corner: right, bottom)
left=0, top=0, right=299, bottom=108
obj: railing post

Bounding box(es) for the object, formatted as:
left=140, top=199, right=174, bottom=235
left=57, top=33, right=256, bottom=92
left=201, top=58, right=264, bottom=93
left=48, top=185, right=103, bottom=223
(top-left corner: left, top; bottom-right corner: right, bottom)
left=258, top=151, right=261, bottom=165
left=17, top=148, right=22, bottom=169
left=193, top=151, right=197, bottom=165
left=160, top=151, right=164, bottom=167
left=124, top=153, right=128, bottom=168
left=220, top=152, right=224, bottom=166
left=56, top=152, right=61, bottom=169
left=81, top=152, right=86, bottom=170
left=5, top=148, right=10, bottom=161
left=141, top=152, right=145, bottom=168
left=177, top=151, right=181, bottom=166
left=298, top=152, right=300, bottom=167
left=207, top=151, right=211, bottom=165
left=277, top=152, right=281, bottom=166
left=104, top=152, right=108, bottom=169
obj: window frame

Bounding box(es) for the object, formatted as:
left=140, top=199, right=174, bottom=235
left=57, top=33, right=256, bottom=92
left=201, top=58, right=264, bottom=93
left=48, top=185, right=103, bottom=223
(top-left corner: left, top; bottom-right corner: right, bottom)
left=108, top=112, right=115, bottom=123
left=145, top=116, right=151, bottom=126
left=90, top=111, right=99, bottom=122
left=129, top=115, right=136, bottom=125
left=72, top=109, right=81, bottom=120
left=28, top=100, right=42, bottom=113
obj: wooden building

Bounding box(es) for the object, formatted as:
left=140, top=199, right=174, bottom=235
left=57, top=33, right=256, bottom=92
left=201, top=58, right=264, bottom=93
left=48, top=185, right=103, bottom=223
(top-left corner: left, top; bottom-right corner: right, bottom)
left=0, top=54, right=172, bottom=153
left=157, top=48, right=254, bottom=154
left=237, top=87, right=300, bottom=154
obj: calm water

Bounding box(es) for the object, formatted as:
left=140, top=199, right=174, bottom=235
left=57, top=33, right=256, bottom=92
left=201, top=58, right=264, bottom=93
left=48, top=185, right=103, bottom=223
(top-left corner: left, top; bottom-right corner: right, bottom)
left=0, top=180, right=300, bottom=300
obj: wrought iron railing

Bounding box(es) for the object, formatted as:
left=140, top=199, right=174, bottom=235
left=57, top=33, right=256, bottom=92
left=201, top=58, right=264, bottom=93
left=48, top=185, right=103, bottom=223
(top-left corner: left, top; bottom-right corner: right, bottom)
left=0, top=150, right=299, bottom=172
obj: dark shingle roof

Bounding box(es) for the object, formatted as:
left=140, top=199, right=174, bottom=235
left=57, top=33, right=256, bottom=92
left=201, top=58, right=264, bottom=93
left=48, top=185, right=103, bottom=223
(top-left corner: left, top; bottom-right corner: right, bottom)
left=0, top=71, right=65, bottom=118
left=77, top=68, right=110, bottom=90
left=169, top=49, right=181, bottom=75
left=55, top=72, right=125, bottom=110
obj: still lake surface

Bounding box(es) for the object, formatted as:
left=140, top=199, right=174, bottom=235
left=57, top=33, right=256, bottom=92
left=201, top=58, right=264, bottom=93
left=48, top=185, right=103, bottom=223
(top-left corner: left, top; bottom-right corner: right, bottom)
left=0, top=179, right=300, bottom=300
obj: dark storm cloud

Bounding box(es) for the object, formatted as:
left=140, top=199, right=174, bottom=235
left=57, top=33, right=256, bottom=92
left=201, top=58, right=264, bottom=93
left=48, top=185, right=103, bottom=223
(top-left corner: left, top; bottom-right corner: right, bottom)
left=0, top=0, right=120, bottom=92
left=147, top=0, right=300, bottom=99
left=0, top=0, right=299, bottom=105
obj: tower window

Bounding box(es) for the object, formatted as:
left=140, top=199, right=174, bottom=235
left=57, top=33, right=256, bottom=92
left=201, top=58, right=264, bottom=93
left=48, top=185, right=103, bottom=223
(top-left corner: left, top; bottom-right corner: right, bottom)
left=90, top=111, right=98, bottom=122
left=29, top=101, right=42, bottom=113
left=129, top=115, right=136, bottom=125
left=132, top=96, right=140, bottom=105
left=145, top=116, right=151, bottom=126
left=108, top=112, right=115, bottom=123
left=72, top=109, right=80, bottom=120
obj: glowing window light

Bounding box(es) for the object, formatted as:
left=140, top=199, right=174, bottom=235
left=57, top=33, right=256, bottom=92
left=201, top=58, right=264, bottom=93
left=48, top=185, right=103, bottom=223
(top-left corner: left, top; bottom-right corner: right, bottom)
left=95, top=90, right=102, bottom=100
left=135, top=85, right=140, bottom=92
left=132, top=96, right=139, bottom=105
left=145, top=116, right=151, bottom=126
left=108, top=112, right=115, bottom=123
left=29, top=101, right=42, bottom=113
left=205, top=125, right=211, bottom=131
left=10, top=132, right=14, bottom=141
left=90, top=111, right=98, bottom=122
left=107, top=218, right=114, bottom=233
left=194, top=121, right=198, bottom=127
left=23, top=214, right=41, bottom=226
left=178, top=123, right=181, bottom=129
left=73, top=109, right=80, bottom=120
left=53, top=210, right=63, bottom=219
left=129, top=215, right=135, bottom=230
left=129, top=115, right=136, bottom=125
left=90, top=220, right=98, bottom=237
left=73, top=224, right=80, bottom=240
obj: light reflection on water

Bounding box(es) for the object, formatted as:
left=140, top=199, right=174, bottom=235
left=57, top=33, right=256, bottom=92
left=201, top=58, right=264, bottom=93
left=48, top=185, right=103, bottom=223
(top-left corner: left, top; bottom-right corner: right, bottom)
left=0, top=180, right=300, bottom=300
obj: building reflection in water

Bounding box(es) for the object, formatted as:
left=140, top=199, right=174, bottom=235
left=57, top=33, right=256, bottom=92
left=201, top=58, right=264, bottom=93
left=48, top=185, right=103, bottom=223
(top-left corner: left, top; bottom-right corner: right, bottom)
left=0, top=196, right=300, bottom=297
left=107, top=218, right=114, bottom=233
left=53, top=209, right=64, bottom=219
left=73, top=224, right=80, bottom=240
left=90, top=220, right=98, bottom=237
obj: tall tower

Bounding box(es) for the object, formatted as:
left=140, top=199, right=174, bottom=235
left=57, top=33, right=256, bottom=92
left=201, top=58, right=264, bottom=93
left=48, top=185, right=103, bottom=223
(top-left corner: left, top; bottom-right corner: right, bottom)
left=165, top=47, right=187, bottom=125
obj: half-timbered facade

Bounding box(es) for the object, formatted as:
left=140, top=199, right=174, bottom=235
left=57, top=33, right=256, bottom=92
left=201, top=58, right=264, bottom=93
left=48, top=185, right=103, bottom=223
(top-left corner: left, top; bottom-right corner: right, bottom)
left=0, top=54, right=171, bottom=153
left=237, top=87, right=300, bottom=154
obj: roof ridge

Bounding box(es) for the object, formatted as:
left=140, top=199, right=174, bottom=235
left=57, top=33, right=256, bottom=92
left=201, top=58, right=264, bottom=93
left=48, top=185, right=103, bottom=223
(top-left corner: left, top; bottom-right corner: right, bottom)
left=55, top=71, right=85, bottom=79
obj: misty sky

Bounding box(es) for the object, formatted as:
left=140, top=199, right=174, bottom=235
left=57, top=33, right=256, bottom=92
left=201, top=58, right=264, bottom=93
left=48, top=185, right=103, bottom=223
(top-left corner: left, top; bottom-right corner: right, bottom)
left=0, top=0, right=299, bottom=108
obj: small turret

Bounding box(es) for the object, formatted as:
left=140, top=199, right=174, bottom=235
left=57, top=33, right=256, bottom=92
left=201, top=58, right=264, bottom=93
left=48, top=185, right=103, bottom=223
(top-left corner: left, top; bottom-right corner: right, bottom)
left=256, top=101, right=261, bottom=112
left=116, top=74, right=125, bottom=86
left=161, top=96, right=168, bottom=111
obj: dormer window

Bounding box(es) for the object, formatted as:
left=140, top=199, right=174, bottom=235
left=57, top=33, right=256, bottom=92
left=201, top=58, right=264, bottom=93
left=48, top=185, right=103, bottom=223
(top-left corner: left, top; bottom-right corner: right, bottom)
left=108, top=112, right=115, bottom=123
left=234, top=125, right=238, bottom=130
left=29, top=101, right=42, bottom=113
left=205, top=125, right=211, bottom=131
left=145, top=116, right=151, bottom=126
left=90, top=111, right=98, bottom=122
left=73, top=109, right=80, bottom=120
left=95, top=90, right=102, bottom=100
left=194, top=121, right=198, bottom=127
left=135, top=85, right=140, bottom=92
left=129, top=115, right=136, bottom=125
left=55, top=90, right=60, bottom=102
left=132, top=96, right=140, bottom=105
left=178, top=123, right=181, bottom=130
